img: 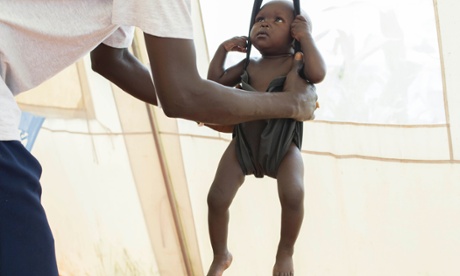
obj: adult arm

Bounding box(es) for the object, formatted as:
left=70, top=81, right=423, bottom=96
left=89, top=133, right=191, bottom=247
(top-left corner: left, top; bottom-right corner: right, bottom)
left=90, top=43, right=159, bottom=106
left=143, top=34, right=317, bottom=125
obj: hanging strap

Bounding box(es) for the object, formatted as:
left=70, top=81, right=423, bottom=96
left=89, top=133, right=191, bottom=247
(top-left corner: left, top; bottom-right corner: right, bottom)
left=293, top=0, right=301, bottom=52
left=245, top=0, right=301, bottom=69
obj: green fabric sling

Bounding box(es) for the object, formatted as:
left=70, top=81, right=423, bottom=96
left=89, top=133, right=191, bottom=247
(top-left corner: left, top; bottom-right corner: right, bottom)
left=232, top=0, right=304, bottom=178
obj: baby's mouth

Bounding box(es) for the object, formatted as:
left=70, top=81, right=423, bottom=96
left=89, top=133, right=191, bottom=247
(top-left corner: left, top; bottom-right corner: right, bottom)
left=256, top=30, right=268, bottom=37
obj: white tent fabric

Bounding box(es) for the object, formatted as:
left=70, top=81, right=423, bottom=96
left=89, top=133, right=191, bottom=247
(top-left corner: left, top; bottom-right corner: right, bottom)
left=14, top=0, right=459, bottom=275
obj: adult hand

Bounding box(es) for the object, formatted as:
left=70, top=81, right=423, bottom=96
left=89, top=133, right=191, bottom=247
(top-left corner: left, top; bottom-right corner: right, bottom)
left=284, top=52, right=318, bottom=121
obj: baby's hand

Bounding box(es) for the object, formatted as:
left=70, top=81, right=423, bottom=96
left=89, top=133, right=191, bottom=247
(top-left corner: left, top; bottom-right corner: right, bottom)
left=222, top=36, right=248, bottom=53
left=291, top=15, right=312, bottom=41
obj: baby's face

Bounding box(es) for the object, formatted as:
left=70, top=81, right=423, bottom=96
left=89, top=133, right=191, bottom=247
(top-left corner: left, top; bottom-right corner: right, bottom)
left=250, top=1, right=295, bottom=55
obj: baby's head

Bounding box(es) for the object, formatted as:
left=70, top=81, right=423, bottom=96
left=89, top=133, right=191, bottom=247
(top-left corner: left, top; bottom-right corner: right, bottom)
left=249, top=0, right=301, bottom=56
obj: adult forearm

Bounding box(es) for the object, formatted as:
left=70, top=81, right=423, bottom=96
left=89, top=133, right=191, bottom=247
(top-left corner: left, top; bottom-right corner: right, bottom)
left=144, top=35, right=316, bottom=124
left=167, top=78, right=313, bottom=125
left=90, top=44, right=158, bottom=105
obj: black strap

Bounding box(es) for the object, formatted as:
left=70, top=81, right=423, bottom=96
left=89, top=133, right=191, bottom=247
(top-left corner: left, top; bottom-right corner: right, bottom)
left=293, top=0, right=301, bottom=52
left=245, top=0, right=301, bottom=69
left=245, top=0, right=264, bottom=69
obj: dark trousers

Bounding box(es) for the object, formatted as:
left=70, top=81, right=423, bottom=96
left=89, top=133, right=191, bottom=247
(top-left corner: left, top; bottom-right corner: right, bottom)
left=0, top=141, right=58, bottom=276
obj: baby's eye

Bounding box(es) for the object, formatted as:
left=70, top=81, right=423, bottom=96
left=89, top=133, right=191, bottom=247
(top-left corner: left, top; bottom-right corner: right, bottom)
left=256, top=17, right=265, bottom=22
left=275, top=17, right=284, bottom=23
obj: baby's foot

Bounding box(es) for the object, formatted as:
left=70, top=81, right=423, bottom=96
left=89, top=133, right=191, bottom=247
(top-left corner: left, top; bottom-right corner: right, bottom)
left=207, top=252, right=233, bottom=276
left=272, top=252, right=294, bottom=276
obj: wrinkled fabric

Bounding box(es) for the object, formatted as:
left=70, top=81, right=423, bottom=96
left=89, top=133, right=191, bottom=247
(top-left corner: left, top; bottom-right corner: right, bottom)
left=233, top=71, right=303, bottom=178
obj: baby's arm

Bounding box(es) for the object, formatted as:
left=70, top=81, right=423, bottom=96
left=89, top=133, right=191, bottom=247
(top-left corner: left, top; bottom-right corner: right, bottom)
left=291, top=14, right=326, bottom=84
left=203, top=37, right=249, bottom=132
left=207, top=36, right=247, bottom=87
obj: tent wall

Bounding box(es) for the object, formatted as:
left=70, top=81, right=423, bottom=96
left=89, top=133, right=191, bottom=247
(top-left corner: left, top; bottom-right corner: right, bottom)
left=437, top=0, right=460, bottom=158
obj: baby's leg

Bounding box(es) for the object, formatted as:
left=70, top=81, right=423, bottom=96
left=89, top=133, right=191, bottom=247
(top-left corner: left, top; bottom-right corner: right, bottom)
left=207, top=140, right=245, bottom=276
left=273, top=144, right=305, bottom=276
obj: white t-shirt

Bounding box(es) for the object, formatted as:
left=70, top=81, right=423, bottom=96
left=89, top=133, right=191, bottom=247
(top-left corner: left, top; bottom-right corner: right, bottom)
left=0, top=0, right=193, bottom=141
